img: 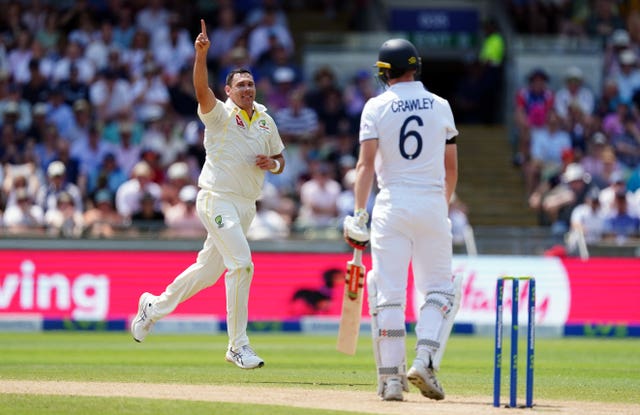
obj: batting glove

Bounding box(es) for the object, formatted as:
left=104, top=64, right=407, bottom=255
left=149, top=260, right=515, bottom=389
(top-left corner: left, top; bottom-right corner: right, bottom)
left=343, top=209, right=370, bottom=250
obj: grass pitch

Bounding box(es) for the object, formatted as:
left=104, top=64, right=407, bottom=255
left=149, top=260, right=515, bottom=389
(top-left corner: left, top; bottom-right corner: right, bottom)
left=0, top=332, right=638, bottom=414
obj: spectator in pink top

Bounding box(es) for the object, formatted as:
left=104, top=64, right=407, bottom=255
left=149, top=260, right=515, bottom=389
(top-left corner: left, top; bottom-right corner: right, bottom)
left=514, top=68, right=555, bottom=166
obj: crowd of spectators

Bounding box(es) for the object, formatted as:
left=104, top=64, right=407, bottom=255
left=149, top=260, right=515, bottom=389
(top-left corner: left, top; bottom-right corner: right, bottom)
left=510, top=0, right=640, bottom=246
left=0, top=0, right=382, bottom=241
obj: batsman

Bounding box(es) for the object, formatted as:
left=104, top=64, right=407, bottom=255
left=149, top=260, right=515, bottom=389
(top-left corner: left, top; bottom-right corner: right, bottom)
left=343, top=38, right=460, bottom=401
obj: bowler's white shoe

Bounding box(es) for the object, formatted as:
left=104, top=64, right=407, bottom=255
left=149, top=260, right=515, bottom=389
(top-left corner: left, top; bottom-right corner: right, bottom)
left=407, top=356, right=445, bottom=400
left=225, top=345, right=264, bottom=369
left=131, top=292, right=156, bottom=343
left=381, top=376, right=404, bottom=401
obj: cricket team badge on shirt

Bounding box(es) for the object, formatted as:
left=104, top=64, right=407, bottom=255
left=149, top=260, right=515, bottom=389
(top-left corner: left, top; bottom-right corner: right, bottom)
left=258, top=120, right=270, bottom=131
left=235, top=114, right=245, bottom=129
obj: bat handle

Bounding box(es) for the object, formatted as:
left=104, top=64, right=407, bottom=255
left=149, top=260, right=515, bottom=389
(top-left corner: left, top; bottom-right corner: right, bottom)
left=353, top=248, right=363, bottom=266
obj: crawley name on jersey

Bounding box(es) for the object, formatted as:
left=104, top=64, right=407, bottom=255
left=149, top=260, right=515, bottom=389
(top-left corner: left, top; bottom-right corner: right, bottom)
left=197, top=98, right=285, bottom=200
left=359, top=81, right=457, bottom=191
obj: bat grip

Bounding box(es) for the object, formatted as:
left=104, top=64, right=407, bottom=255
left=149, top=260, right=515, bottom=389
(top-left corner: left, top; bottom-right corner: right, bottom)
left=353, top=248, right=363, bottom=266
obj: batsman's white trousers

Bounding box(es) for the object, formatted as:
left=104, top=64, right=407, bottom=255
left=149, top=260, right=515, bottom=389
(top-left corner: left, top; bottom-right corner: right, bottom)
left=152, top=189, right=257, bottom=349
left=370, top=187, right=454, bottom=367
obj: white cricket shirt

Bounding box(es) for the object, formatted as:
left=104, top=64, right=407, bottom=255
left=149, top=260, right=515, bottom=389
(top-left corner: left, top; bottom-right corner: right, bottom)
left=359, top=81, right=457, bottom=191
left=197, top=98, right=285, bottom=201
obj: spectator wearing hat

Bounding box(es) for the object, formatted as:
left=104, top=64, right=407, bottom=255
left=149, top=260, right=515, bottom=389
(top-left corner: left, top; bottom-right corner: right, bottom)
left=164, top=185, right=205, bottom=238
left=570, top=186, right=606, bottom=243
left=35, top=160, right=83, bottom=214
left=581, top=132, right=610, bottom=182
left=0, top=84, right=32, bottom=133
left=115, top=160, right=162, bottom=219
left=65, top=99, right=92, bottom=145
left=257, top=41, right=303, bottom=92
left=604, top=29, right=632, bottom=77
left=266, top=66, right=297, bottom=111
left=55, top=138, right=81, bottom=186
left=613, top=49, right=640, bottom=103
left=2, top=163, right=40, bottom=210
left=514, top=68, right=555, bottom=167
left=44, top=191, right=84, bottom=238
left=160, top=161, right=192, bottom=209
left=566, top=187, right=606, bottom=255
left=554, top=66, right=594, bottom=126
left=83, top=189, right=127, bottom=238
left=3, top=187, right=45, bottom=234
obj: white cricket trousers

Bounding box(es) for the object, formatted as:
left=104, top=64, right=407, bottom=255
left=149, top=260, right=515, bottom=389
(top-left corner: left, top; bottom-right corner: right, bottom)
left=152, top=189, right=257, bottom=349
left=371, top=187, right=454, bottom=367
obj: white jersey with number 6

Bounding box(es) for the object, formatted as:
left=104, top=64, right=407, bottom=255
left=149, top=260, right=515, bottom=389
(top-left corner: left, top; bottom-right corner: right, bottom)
left=359, top=81, right=457, bottom=191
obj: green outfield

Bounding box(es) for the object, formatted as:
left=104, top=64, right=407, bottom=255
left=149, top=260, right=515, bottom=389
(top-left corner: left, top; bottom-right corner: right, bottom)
left=0, top=332, right=638, bottom=414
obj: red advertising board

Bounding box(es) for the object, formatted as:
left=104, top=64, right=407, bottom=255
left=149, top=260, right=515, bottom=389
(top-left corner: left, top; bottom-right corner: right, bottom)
left=0, top=250, right=639, bottom=326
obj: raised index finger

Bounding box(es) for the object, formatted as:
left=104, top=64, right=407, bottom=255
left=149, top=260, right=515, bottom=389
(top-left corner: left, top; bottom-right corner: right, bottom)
left=200, top=19, right=207, bottom=37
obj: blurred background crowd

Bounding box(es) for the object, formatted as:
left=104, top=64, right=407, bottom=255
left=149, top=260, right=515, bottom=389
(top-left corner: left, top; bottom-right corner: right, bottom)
left=0, top=0, right=639, bottom=250
left=506, top=0, right=640, bottom=249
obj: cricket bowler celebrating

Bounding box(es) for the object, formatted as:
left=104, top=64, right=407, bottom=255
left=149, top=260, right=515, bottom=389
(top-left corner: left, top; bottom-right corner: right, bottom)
left=131, top=19, right=285, bottom=370
left=343, top=38, right=459, bottom=400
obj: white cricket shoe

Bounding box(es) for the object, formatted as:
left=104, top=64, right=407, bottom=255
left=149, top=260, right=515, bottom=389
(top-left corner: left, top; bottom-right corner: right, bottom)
left=380, top=376, right=404, bottom=401
left=131, top=292, right=156, bottom=343
left=407, top=356, right=445, bottom=400
left=225, top=345, right=265, bottom=369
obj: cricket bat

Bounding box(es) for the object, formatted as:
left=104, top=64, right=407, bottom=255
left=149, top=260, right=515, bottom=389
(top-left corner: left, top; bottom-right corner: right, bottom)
left=336, top=248, right=366, bottom=355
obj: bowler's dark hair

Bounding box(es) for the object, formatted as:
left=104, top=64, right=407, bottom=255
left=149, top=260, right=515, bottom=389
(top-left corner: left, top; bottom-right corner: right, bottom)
left=226, top=68, right=253, bottom=86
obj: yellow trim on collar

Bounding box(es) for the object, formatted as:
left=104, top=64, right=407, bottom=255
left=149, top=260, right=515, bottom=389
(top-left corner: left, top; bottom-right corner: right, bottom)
left=237, top=106, right=259, bottom=126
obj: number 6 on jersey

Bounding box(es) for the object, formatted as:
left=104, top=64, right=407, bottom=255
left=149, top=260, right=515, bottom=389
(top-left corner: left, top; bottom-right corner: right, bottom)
left=336, top=248, right=366, bottom=355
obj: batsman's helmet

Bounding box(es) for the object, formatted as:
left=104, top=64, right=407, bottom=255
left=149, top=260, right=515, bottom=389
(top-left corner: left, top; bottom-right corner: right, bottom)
left=374, top=38, right=421, bottom=85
